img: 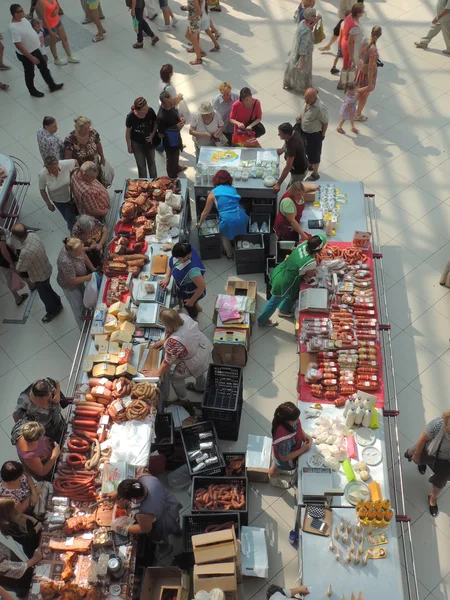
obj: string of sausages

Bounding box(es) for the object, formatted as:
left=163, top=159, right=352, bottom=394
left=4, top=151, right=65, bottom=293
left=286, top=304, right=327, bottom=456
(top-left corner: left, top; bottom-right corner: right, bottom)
left=194, top=484, right=246, bottom=511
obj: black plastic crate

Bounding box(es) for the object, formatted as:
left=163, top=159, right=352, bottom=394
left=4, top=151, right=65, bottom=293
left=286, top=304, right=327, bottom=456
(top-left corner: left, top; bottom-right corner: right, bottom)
left=223, top=452, right=246, bottom=477
left=235, top=234, right=265, bottom=263
left=202, top=364, right=243, bottom=422
left=239, top=197, right=252, bottom=215
left=252, top=198, right=276, bottom=218
left=196, top=195, right=218, bottom=215
left=214, top=406, right=242, bottom=441
left=151, top=414, right=174, bottom=456
left=191, top=476, right=248, bottom=525
left=181, top=512, right=241, bottom=553
left=198, top=215, right=221, bottom=260
left=236, top=260, right=265, bottom=275
left=180, top=421, right=226, bottom=477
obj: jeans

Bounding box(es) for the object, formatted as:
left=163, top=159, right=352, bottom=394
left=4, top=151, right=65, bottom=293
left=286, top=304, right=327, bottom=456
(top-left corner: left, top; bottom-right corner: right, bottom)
left=34, top=278, right=62, bottom=315
left=54, top=202, right=77, bottom=232
left=16, top=49, right=56, bottom=94
left=135, top=5, right=155, bottom=42
left=258, top=291, right=295, bottom=324
left=165, top=147, right=180, bottom=178
left=131, top=140, right=157, bottom=179
left=63, top=284, right=85, bottom=330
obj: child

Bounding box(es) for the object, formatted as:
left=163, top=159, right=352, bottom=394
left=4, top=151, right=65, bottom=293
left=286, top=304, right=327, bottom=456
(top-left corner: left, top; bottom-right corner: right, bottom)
left=337, top=82, right=360, bottom=135
left=31, top=18, right=48, bottom=62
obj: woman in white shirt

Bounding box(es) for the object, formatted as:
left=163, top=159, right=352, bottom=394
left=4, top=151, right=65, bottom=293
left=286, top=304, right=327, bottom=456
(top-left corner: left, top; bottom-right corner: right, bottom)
left=38, top=156, right=78, bottom=232
left=189, top=101, right=227, bottom=160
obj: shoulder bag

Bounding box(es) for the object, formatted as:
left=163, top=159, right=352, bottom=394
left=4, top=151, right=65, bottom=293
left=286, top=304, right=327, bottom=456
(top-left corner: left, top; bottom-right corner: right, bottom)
left=245, top=101, right=266, bottom=139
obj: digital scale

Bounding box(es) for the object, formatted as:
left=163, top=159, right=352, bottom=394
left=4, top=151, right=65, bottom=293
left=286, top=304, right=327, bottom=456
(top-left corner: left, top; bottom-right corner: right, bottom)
left=301, top=467, right=341, bottom=504
left=133, top=276, right=172, bottom=305
left=299, top=288, right=329, bottom=313
left=136, top=303, right=164, bottom=328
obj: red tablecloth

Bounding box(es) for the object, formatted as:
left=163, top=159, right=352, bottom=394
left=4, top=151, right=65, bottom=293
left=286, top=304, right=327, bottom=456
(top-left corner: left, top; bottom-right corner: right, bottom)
left=297, top=242, right=385, bottom=408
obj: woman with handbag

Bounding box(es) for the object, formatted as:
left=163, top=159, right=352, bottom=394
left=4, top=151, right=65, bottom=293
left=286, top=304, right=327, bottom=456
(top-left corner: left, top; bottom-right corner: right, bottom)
left=13, top=422, right=60, bottom=483
left=189, top=101, right=227, bottom=160
left=283, top=8, right=318, bottom=93
left=56, top=238, right=96, bottom=330
left=0, top=498, right=41, bottom=559
left=229, top=87, right=265, bottom=140
left=125, top=96, right=158, bottom=178
left=354, top=26, right=382, bottom=121
left=337, top=2, right=365, bottom=90
left=0, top=462, right=40, bottom=515
left=71, top=215, right=107, bottom=269
left=405, top=410, right=450, bottom=517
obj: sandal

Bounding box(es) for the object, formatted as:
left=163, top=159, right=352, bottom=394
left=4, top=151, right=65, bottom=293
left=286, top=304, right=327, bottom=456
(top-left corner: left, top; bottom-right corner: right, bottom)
left=337, top=127, right=345, bottom=134
left=210, top=45, right=220, bottom=52
left=355, top=115, right=368, bottom=122
left=186, top=382, right=203, bottom=393
left=133, top=42, right=144, bottom=49
left=92, top=34, right=104, bottom=43
left=351, top=127, right=359, bottom=134
left=0, top=82, right=9, bottom=91
left=189, top=59, right=203, bottom=65
left=15, top=293, right=28, bottom=306
left=187, top=48, right=206, bottom=55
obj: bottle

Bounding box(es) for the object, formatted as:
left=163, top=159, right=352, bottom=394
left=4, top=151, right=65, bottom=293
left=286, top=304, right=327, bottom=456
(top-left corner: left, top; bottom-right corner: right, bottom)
left=374, top=512, right=384, bottom=528
left=344, top=398, right=355, bottom=417
left=382, top=508, right=394, bottom=525
left=356, top=499, right=365, bottom=512
left=382, top=499, right=391, bottom=511
left=364, top=499, right=373, bottom=510
left=362, top=408, right=372, bottom=428
left=373, top=499, right=383, bottom=513
left=366, top=506, right=377, bottom=525
left=354, top=405, right=365, bottom=425
left=358, top=506, right=368, bottom=523
left=346, top=408, right=356, bottom=428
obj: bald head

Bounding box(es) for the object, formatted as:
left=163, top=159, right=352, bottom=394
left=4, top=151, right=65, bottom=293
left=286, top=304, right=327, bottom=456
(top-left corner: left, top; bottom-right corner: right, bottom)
left=11, top=223, right=27, bottom=241
left=304, top=88, right=318, bottom=105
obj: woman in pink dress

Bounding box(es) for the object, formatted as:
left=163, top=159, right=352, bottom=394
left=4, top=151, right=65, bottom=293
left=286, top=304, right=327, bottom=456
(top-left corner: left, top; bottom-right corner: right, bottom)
left=354, top=26, right=382, bottom=121
left=338, top=2, right=365, bottom=90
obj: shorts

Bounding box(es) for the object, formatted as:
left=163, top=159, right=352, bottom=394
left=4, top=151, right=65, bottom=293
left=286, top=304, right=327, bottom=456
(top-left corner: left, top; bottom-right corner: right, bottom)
left=336, top=45, right=343, bottom=58
left=290, top=172, right=306, bottom=184
left=87, top=0, right=99, bottom=8
left=188, top=17, right=201, bottom=34
left=159, top=0, right=168, bottom=7
left=302, top=130, right=324, bottom=165
left=43, top=20, right=61, bottom=34
left=333, top=18, right=343, bottom=37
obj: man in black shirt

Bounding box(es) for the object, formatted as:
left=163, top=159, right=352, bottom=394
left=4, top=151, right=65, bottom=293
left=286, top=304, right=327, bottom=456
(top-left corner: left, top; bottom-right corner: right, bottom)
left=157, top=91, right=186, bottom=179
left=273, top=122, right=308, bottom=192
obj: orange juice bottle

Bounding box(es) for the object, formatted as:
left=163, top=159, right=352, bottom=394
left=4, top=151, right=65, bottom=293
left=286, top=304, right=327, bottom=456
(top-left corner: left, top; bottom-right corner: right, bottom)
left=374, top=500, right=383, bottom=512
left=382, top=508, right=394, bottom=525
left=382, top=499, right=391, bottom=511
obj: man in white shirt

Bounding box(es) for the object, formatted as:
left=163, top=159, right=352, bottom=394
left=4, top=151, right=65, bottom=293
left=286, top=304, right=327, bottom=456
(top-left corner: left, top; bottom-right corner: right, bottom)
left=415, top=0, right=450, bottom=53
left=8, top=3, right=63, bottom=98
left=39, top=157, right=78, bottom=232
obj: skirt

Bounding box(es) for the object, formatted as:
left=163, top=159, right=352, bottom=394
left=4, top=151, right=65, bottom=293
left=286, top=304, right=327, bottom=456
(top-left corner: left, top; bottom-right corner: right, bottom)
left=283, top=53, right=313, bottom=94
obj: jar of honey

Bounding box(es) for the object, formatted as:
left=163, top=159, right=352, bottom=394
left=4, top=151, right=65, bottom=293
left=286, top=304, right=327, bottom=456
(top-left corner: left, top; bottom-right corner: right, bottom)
left=358, top=507, right=368, bottom=521
left=382, top=508, right=394, bottom=525
left=356, top=500, right=365, bottom=512
left=374, top=500, right=383, bottom=512
left=382, top=499, right=391, bottom=511
left=364, top=500, right=373, bottom=510
left=367, top=506, right=377, bottom=521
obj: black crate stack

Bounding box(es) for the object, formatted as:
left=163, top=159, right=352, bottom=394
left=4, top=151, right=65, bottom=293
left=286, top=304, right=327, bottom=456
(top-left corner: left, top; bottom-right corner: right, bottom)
left=201, top=365, right=243, bottom=441
left=234, top=233, right=265, bottom=274
left=198, top=215, right=221, bottom=260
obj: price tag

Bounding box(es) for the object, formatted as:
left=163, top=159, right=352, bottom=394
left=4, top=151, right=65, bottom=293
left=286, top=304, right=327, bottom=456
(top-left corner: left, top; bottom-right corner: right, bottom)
left=65, top=537, right=74, bottom=546
left=101, top=415, right=110, bottom=425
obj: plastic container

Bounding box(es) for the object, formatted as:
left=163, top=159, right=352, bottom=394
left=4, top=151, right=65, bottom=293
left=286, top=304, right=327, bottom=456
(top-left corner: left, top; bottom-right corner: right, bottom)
left=249, top=213, right=271, bottom=257
left=234, top=233, right=265, bottom=275
left=191, top=476, right=249, bottom=525
left=202, top=365, right=243, bottom=423
left=180, top=421, right=226, bottom=477
left=198, top=215, right=221, bottom=260
left=151, top=413, right=174, bottom=456
left=181, top=512, right=241, bottom=553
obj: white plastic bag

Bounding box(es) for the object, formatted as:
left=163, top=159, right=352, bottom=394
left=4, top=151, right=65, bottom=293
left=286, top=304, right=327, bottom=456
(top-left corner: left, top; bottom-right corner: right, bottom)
left=111, top=515, right=135, bottom=536
left=106, top=419, right=154, bottom=466
left=83, top=272, right=101, bottom=308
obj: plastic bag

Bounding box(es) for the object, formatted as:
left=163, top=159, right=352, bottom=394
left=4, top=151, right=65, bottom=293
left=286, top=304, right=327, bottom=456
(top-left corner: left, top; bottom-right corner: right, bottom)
left=106, top=419, right=154, bottom=466
left=99, top=159, right=115, bottom=188
left=10, top=270, right=25, bottom=292
left=83, top=272, right=101, bottom=308
left=111, top=515, right=135, bottom=536
left=305, top=363, right=323, bottom=383
left=167, top=464, right=191, bottom=489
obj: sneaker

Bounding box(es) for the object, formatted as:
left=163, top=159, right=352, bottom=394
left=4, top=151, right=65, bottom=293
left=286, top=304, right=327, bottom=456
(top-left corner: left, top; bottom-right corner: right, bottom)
left=30, top=90, right=45, bottom=97
left=414, top=41, right=428, bottom=49
left=172, top=16, right=178, bottom=25
left=54, top=57, right=67, bottom=66
left=81, top=17, right=91, bottom=24
left=49, top=83, right=64, bottom=92
left=307, top=173, right=320, bottom=181
left=269, top=475, right=291, bottom=489
left=278, top=311, right=295, bottom=318
left=158, top=24, right=172, bottom=31
left=330, top=66, right=339, bottom=74
left=68, top=56, right=79, bottom=63
left=151, top=36, right=160, bottom=46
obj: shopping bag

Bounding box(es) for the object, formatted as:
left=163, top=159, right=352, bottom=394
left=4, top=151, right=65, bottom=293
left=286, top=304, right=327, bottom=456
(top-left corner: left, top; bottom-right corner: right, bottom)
left=131, top=15, right=139, bottom=33
left=83, top=272, right=101, bottom=309
left=99, top=159, right=115, bottom=188
left=232, top=131, right=255, bottom=147
left=314, top=19, right=326, bottom=44
left=10, top=270, right=25, bottom=292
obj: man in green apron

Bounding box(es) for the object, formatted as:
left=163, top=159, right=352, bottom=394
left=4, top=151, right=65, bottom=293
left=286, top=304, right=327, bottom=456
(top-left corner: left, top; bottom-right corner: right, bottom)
left=258, top=233, right=326, bottom=327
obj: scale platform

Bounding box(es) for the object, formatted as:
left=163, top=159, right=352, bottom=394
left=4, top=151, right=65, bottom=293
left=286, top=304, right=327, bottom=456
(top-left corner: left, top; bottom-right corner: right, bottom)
left=134, top=276, right=171, bottom=305
left=136, top=303, right=164, bottom=327
left=301, top=467, right=334, bottom=504
left=299, top=288, right=329, bottom=313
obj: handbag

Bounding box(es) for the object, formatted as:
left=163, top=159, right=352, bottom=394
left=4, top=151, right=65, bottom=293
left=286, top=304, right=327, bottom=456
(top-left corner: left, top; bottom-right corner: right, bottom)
left=165, top=128, right=181, bottom=148
left=99, top=159, right=115, bottom=188
left=313, top=19, right=325, bottom=44
left=245, top=100, right=266, bottom=139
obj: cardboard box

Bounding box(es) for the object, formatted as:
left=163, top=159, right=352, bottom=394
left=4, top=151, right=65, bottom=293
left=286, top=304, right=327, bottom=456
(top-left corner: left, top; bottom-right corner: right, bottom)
left=225, top=279, right=257, bottom=320
left=158, top=587, right=181, bottom=600
left=246, top=435, right=271, bottom=483
left=192, top=527, right=238, bottom=565
left=193, top=563, right=237, bottom=595
left=140, top=567, right=190, bottom=600
left=300, top=351, right=316, bottom=375
left=212, top=328, right=248, bottom=367
left=241, top=526, right=269, bottom=578
left=304, top=190, right=316, bottom=203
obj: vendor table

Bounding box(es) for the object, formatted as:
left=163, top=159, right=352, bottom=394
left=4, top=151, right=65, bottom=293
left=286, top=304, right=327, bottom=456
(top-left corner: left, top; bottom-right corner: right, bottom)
left=298, top=506, right=404, bottom=600
left=293, top=186, right=420, bottom=600
left=297, top=405, right=389, bottom=508
left=30, top=178, right=190, bottom=599
left=0, top=152, right=30, bottom=230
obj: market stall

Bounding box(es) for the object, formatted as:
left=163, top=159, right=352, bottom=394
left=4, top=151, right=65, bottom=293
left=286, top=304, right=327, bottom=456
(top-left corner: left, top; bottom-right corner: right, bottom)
left=29, top=177, right=191, bottom=600
left=293, top=185, right=419, bottom=600
left=0, top=152, right=31, bottom=228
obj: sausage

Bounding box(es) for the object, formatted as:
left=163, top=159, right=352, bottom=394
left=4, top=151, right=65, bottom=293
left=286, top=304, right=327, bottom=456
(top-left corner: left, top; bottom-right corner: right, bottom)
left=88, top=378, right=113, bottom=390
left=74, top=400, right=103, bottom=410
left=72, top=428, right=98, bottom=441
left=91, top=386, right=112, bottom=399
left=67, top=438, right=90, bottom=453
left=74, top=409, right=101, bottom=419
left=72, top=418, right=99, bottom=428
left=66, top=453, right=86, bottom=467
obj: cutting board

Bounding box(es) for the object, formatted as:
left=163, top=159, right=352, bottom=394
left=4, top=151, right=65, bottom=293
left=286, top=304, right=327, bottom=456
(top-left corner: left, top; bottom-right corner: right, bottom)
left=150, top=254, right=168, bottom=275
left=95, top=501, right=114, bottom=527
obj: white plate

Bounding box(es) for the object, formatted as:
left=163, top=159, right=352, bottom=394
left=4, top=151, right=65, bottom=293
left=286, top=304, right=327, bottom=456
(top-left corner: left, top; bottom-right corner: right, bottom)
left=362, top=445, right=382, bottom=466
left=307, top=453, right=324, bottom=468
left=355, top=427, right=376, bottom=447
left=344, top=481, right=371, bottom=506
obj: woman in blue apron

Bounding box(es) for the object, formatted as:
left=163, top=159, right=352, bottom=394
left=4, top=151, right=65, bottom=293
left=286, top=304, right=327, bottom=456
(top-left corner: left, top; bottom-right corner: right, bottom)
left=160, top=242, right=206, bottom=320
left=197, top=169, right=249, bottom=260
